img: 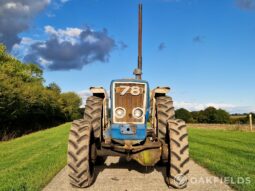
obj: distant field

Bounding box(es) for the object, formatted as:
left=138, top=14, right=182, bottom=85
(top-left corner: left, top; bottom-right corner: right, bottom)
left=230, top=115, right=247, bottom=119
left=0, top=123, right=70, bottom=191
left=189, top=127, right=255, bottom=191
left=188, top=123, right=253, bottom=131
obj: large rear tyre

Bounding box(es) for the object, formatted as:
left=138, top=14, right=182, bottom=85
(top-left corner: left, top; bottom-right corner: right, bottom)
left=166, top=119, right=189, bottom=189
left=84, top=96, right=103, bottom=139
left=156, top=96, right=175, bottom=140
left=67, top=119, right=96, bottom=188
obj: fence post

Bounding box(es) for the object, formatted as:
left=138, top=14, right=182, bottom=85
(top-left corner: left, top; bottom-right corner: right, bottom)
left=249, top=114, right=253, bottom=131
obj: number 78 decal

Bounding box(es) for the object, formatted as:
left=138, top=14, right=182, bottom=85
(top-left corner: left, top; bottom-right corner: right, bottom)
left=120, top=86, right=141, bottom=96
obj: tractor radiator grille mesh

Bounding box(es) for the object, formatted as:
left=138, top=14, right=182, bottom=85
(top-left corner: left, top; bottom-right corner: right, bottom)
left=113, top=83, right=145, bottom=123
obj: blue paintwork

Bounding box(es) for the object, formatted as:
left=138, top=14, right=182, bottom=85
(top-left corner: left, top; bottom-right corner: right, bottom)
left=109, top=79, right=150, bottom=141
left=111, top=124, right=147, bottom=140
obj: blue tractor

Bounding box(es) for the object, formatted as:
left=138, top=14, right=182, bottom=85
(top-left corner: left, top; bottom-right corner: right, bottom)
left=67, top=4, right=189, bottom=189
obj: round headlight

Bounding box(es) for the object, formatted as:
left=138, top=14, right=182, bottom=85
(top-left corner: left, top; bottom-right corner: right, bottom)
left=133, top=107, right=143, bottom=119
left=115, top=107, right=126, bottom=118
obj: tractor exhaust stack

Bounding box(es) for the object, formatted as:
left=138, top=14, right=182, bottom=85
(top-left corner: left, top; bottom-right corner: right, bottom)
left=134, top=3, right=143, bottom=80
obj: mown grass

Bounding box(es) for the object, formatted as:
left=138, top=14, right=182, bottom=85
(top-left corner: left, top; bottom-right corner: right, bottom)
left=1, top=123, right=254, bottom=191
left=0, top=123, right=71, bottom=191
left=188, top=128, right=255, bottom=191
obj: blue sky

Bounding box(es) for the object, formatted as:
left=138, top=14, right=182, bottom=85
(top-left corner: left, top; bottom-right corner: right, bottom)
left=1, top=0, right=255, bottom=113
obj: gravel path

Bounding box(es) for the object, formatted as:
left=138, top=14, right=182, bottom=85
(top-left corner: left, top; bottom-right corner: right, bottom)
left=43, top=157, right=234, bottom=191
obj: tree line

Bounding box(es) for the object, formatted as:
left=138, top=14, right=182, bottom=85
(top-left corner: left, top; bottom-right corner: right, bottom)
left=175, top=107, right=254, bottom=124
left=0, top=44, right=82, bottom=140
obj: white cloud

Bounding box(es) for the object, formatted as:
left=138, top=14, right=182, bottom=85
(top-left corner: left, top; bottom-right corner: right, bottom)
left=38, top=57, right=53, bottom=67
left=24, top=26, right=116, bottom=70
left=45, top=25, right=82, bottom=37
left=78, top=90, right=92, bottom=107
left=5, top=2, right=17, bottom=9
left=174, top=101, right=255, bottom=113
left=44, top=25, right=83, bottom=45
left=84, top=35, right=99, bottom=44
left=12, top=38, right=52, bottom=66
left=44, top=25, right=57, bottom=34
left=0, top=0, right=51, bottom=50
left=12, top=37, right=38, bottom=59
left=77, top=89, right=110, bottom=108
left=174, top=101, right=235, bottom=111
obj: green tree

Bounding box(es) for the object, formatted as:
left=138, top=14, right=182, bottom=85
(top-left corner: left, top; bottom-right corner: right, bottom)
left=190, top=111, right=199, bottom=123
left=215, top=109, right=230, bottom=123
left=175, top=108, right=193, bottom=122
left=202, top=107, right=218, bottom=123
left=47, top=82, right=61, bottom=94
left=197, top=107, right=230, bottom=124
left=60, top=92, right=82, bottom=121
left=0, top=44, right=82, bottom=139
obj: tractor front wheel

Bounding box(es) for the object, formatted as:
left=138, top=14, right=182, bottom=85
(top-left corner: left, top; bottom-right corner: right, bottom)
left=67, top=119, right=96, bottom=188
left=166, top=119, right=189, bottom=189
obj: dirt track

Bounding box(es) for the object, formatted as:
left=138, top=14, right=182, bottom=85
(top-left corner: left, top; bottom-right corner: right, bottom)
left=43, top=157, right=233, bottom=191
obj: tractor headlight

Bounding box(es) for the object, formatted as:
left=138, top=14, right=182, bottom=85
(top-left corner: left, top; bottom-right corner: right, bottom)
left=115, top=107, right=126, bottom=118
left=132, top=107, right=143, bottom=119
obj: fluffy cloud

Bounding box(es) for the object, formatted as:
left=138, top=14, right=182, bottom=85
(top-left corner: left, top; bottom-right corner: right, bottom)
left=12, top=37, right=37, bottom=59
left=78, top=90, right=92, bottom=108
left=44, top=25, right=83, bottom=44
left=174, top=101, right=255, bottom=114
left=24, top=26, right=116, bottom=70
left=0, top=0, right=50, bottom=50
left=78, top=89, right=111, bottom=108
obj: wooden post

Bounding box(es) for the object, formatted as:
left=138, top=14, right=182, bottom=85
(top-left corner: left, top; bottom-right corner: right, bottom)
left=249, top=114, right=253, bottom=131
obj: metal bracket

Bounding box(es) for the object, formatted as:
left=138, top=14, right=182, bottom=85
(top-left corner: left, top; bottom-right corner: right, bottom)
left=120, top=125, right=136, bottom=135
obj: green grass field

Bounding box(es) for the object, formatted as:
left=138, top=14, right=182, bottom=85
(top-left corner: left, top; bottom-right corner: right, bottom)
left=0, top=123, right=70, bottom=191
left=189, top=128, right=255, bottom=191
left=1, top=123, right=254, bottom=191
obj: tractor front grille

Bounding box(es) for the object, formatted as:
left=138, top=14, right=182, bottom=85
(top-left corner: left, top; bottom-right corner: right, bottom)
left=113, top=82, right=146, bottom=124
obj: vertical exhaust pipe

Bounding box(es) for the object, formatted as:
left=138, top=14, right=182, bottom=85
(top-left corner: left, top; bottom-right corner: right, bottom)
left=134, top=4, right=143, bottom=80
